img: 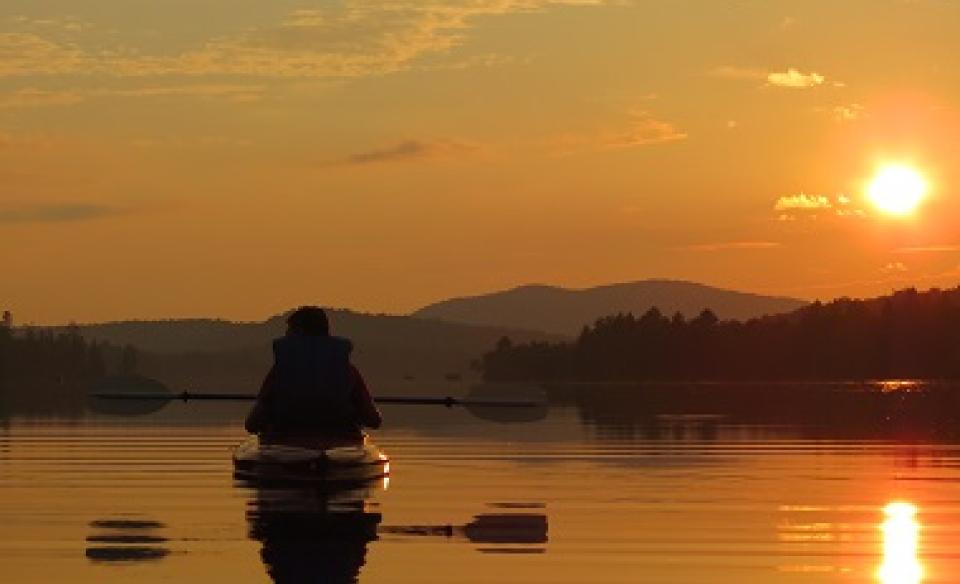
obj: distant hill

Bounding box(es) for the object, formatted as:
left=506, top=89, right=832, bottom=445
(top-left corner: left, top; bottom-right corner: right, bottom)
left=413, top=280, right=807, bottom=335
left=481, top=286, right=960, bottom=382
left=69, top=309, right=561, bottom=394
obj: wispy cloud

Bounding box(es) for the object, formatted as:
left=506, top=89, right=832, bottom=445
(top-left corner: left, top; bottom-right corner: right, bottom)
left=602, top=110, right=687, bottom=148
left=557, top=109, right=687, bottom=153
left=0, top=88, right=84, bottom=109
left=0, top=2, right=612, bottom=80
left=709, top=66, right=766, bottom=81
left=896, top=245, right=960, bottom=254
left=767, top=68, right=825, bottom=88
left=0, top=85, right=265, bottom=109
left=0, top=203, right=121, bottom=224
left=7, top=15, right=92, bottom=33
left=774, top=194, right=833, bottom=211
left=831, top=103, right=865, bottom=122
left=344, top=139, right=477, bottom=165
left=712, top=66, right=829, bottom=89
left=774, top=193, right=864, bottom=221
left=681, top=241, right=781, bottom=252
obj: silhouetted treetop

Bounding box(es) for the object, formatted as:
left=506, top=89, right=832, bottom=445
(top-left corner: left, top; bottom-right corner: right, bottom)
left=481, top=286, right=960, bottom=382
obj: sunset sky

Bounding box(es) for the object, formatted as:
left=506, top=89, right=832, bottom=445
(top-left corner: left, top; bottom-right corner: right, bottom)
left=3, top=0, right=960, bottom=324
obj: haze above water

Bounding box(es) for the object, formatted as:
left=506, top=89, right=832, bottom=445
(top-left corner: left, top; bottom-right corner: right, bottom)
left=2, top=391, right=958, bottom=583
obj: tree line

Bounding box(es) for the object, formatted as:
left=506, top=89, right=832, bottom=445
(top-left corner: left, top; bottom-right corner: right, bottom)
left=480, top=287, right=960, bottom=382
left=0, top=325, right=136, bottom=416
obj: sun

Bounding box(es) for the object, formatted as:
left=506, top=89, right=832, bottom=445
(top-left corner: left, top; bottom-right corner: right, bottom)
left=867, top=164, right=928, bottom=216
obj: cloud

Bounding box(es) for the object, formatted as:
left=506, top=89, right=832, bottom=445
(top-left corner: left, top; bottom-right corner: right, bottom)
left=601, top=110, right=687, bottom=148
left=896, top=245, right=960, bottom=254
left=0, top=2, right=612, bottom=80
left=779, top=16, right=798, bottom=30
left=0, top=203, right=120, bottom=224
left=344, top=139, right=477, bottom=165
left=767, top=68, right=825, bottom=88
left=774, top=194, right=833, bottom=211
left=831, top=103, right=866, bottom=122
left=710, top=66, right=766, bottom=80
left=774, top=193, right=866, bottom=221
left=0, top=85, right=265, bottom=109
left=712, top=66, right=829, bottom=88
left=682, top=241, right=781, bottom=252
left=880, top=261, right=908, bottom=274
left=0, top=88, right=85, bottom=109
left=7, top=15, right=91, bottom=33
left=558, top=109, right=687, bottom=153
left=0, top=33, right=89, bottom=76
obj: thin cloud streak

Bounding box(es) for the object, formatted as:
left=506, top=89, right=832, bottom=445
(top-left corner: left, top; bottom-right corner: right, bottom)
left=681, top=241, right=781, bottom=252
left=0, top=204, right=121, bottom=224
left=0, top=85, right=265, bottom=108
left=602, top=110, right=687, bottom=148
left=555, top=109, right=687, bottom=154
left=344, top=139, right=478, bottom=165
left=896, top=245, right=960, bottom=254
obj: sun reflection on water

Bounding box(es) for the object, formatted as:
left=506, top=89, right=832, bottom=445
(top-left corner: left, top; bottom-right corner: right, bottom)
left=878, top=502, right=923, bottom=584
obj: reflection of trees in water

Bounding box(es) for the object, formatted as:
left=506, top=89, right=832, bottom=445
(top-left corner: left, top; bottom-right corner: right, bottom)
left=553, top=383, right=960, bottom=442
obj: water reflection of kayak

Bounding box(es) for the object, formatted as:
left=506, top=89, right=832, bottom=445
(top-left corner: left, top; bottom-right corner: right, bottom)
left=233, top=435, right=389, bottom=485
left=247, top=483, right=383, bottom=584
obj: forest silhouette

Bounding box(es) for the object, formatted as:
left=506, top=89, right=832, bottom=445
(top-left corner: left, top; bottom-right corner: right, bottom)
left=481, top=286, right=960, bottom=382
left=0, top=324, right=134, bottom=416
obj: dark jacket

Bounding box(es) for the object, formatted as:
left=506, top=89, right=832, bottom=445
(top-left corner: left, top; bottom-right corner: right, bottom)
left=245, top=335, right=381, bottom=438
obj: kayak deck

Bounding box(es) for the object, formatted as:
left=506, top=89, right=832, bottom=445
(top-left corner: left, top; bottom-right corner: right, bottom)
left=233, top=435, right=389, bottom=485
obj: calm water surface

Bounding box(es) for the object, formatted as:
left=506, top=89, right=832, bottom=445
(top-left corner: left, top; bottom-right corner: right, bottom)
left=2, top=400, right=959, bottom=583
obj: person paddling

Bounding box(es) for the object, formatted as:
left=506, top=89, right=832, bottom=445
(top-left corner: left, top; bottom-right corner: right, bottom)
left=244, top=306, right=382, bottom=445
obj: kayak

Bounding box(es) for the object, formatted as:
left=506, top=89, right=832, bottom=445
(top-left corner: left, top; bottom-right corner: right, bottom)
left=233, top=435, right=389, bottom=485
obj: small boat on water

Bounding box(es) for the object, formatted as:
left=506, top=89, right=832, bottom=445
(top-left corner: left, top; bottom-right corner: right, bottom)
left=233, top=434, right=389, bottom=485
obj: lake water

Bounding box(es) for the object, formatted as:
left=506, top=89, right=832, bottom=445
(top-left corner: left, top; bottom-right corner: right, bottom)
left=2, top=395, right=959, bottom=583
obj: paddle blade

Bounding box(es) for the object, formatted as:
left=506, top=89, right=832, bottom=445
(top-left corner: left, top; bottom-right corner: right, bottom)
left=463, top=383, right=547, bottom=423
left=87, top=376, right=174, bottom=416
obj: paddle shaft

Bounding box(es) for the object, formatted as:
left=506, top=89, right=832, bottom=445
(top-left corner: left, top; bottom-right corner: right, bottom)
left=92, top=392, right=540, bottom=408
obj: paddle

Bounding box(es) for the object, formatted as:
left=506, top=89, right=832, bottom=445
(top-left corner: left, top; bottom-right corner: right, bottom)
left=88, top=375, right=547, bottom=423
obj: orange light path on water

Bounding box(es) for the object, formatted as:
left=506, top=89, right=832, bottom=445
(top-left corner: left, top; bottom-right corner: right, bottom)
left=878, top=502, right=923, bottom=584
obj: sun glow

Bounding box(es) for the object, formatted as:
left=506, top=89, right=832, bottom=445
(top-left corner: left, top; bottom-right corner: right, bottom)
left=878, top=501, right=923, bottom=584
left=867, top=165, right=928, bottom=216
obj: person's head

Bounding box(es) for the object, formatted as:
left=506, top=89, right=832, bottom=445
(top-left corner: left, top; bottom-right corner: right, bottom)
left=286, top=306, right=330, bottom=336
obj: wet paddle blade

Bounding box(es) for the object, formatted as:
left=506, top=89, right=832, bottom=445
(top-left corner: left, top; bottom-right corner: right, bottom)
left=87, top=376, right=175, bottom=416
left=462, top=383, right=547, bottom=423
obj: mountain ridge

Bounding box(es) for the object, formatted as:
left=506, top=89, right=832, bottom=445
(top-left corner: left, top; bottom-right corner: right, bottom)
left=413, top=280, right=807, bottom=335
left=62, top=308, right=562, bottom=394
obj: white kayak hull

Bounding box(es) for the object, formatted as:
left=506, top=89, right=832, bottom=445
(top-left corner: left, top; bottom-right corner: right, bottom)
left=233, top=435, right=389, bottom=484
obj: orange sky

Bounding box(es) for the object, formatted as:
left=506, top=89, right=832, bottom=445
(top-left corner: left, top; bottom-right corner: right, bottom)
left=2, top=0, right=960, bottom=324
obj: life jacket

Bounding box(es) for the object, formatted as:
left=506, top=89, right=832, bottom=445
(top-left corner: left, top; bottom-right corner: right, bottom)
left=266, top=334, right=358, bottom=433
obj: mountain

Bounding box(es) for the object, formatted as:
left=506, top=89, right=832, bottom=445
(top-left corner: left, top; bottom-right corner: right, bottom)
left=70, top=309, right=562, bottom=394
left=481, top=286, right=960, bottom=382
left=413, top=280, right=807, bottom=335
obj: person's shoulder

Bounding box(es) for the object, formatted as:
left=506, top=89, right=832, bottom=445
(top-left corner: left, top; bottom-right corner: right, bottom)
left=329, top=336, right=354, bottom=354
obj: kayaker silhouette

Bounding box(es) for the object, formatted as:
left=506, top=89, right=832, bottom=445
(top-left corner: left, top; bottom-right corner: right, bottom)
left=244, top=306, right=382, bottom=443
